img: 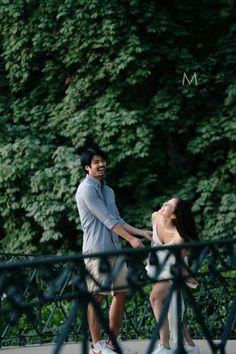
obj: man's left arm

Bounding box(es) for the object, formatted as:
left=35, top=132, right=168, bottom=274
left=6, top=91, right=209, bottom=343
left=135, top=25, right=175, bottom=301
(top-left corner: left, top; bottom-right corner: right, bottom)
left=122, top=223, right=152, bottom=241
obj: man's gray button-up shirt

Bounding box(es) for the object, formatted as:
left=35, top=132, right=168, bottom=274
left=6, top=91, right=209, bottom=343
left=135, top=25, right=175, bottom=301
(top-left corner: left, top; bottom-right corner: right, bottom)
left=75, top=175, right=125, bottom=253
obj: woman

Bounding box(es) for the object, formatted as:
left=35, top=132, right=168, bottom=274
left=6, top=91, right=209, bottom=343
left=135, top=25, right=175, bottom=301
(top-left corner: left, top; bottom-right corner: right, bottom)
left=147, top=197, right=200, bottom=354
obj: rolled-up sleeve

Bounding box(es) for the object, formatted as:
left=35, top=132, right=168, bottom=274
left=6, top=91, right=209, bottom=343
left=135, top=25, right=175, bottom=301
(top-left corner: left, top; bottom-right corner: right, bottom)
left=114, top=205, right=125, bottom=225
left=80, top=185, right=119, bottom=230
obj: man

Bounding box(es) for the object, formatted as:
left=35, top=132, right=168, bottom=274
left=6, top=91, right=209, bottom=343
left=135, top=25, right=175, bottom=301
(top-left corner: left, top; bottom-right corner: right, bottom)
left=75, top=145, right=152, bottom=354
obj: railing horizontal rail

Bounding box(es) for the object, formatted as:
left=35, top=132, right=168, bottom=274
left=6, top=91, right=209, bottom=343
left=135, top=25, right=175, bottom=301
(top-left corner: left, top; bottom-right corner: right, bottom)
left=0, top=238, right=235, bottom=267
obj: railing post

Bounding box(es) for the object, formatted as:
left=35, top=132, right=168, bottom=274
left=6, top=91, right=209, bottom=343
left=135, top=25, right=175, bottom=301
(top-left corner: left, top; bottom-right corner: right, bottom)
left=174, top=250, right=185, bottom=354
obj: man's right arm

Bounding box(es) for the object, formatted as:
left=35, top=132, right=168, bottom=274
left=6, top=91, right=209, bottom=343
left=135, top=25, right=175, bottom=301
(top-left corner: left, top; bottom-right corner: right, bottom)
left=78, top=186, right=143, bottom=248
left=112, top=224, right=144, bottom=248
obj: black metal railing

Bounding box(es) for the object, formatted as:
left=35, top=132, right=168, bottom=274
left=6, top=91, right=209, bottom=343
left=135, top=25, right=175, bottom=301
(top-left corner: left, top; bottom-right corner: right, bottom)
left=0, top=238, right=235, bottom=354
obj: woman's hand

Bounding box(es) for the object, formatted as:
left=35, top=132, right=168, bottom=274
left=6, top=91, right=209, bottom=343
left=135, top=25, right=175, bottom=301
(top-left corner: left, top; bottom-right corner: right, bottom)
left=141, top=230, right=153, bottom=241
left=185, top=277, right=198, bottom=289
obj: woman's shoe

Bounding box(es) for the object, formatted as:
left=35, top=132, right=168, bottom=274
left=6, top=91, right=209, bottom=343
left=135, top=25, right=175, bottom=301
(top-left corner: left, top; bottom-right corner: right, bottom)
left=152, top=343, right=173, bottom=354
left=184, top=342, right=201, bottom=354
left=172, top=342, right=200, bottom=354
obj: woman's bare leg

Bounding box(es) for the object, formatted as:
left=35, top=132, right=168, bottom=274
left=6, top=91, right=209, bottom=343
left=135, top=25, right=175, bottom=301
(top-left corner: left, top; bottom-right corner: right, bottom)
left=150, top=281, right=171, bottom=349
left=183, top=324, right=195, bottom=346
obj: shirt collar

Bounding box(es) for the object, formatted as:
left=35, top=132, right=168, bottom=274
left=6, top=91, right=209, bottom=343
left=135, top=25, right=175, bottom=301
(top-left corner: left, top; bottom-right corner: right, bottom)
left=86, top=174, right=106, bottom=187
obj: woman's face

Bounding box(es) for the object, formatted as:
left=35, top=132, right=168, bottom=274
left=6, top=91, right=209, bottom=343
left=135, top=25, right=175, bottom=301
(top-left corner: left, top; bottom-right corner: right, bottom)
left=160, top=198, right=179, bottom=218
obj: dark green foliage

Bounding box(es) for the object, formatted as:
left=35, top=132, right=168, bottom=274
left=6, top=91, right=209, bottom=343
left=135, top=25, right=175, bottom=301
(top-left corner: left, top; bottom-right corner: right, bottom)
left=0, top=1, right=235, bottom=253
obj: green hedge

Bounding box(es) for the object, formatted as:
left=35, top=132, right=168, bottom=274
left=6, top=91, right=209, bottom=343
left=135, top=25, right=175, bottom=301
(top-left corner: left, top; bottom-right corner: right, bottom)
left=0, top=1, right=236, bottom=253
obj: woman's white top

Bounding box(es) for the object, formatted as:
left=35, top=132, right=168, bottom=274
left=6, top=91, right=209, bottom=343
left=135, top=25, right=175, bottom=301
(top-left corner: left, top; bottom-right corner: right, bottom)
left=146, top=223, right=176, bottom=280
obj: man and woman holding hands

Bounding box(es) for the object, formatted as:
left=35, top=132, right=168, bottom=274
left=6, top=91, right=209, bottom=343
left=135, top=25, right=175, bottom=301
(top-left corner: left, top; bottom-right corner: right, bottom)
left=76, top=145, right=200, bottom=354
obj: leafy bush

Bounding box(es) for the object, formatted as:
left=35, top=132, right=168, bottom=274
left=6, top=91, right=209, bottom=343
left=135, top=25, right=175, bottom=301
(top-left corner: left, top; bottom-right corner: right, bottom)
left=0, top=2, right=235, bottom=254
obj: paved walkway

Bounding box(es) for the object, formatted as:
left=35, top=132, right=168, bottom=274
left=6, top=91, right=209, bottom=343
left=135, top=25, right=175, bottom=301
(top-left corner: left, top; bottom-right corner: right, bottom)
left=0, top=340, right=235, bottom=354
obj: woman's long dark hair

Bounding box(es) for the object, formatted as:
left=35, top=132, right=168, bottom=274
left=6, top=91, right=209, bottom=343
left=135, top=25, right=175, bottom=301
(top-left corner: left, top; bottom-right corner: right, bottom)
left=173, top=198, right=199, bottom=241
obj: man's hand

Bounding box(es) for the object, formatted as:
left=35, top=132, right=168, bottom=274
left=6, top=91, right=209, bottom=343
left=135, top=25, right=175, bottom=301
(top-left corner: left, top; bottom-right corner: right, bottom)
left=129, top=237, right=144, bottom=248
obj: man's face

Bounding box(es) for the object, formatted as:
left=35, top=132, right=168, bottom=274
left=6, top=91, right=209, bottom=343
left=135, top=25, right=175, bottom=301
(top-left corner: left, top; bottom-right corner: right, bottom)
left=85, top=155, right=106, bottom=179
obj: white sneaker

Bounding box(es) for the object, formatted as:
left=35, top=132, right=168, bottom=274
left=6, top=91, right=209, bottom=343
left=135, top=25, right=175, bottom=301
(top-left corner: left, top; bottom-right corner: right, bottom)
left=184, top=342, right=200, bottom=354
left=152, top=343, right=173, bottom=354
left=90, top=340, right=117, bottom=354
